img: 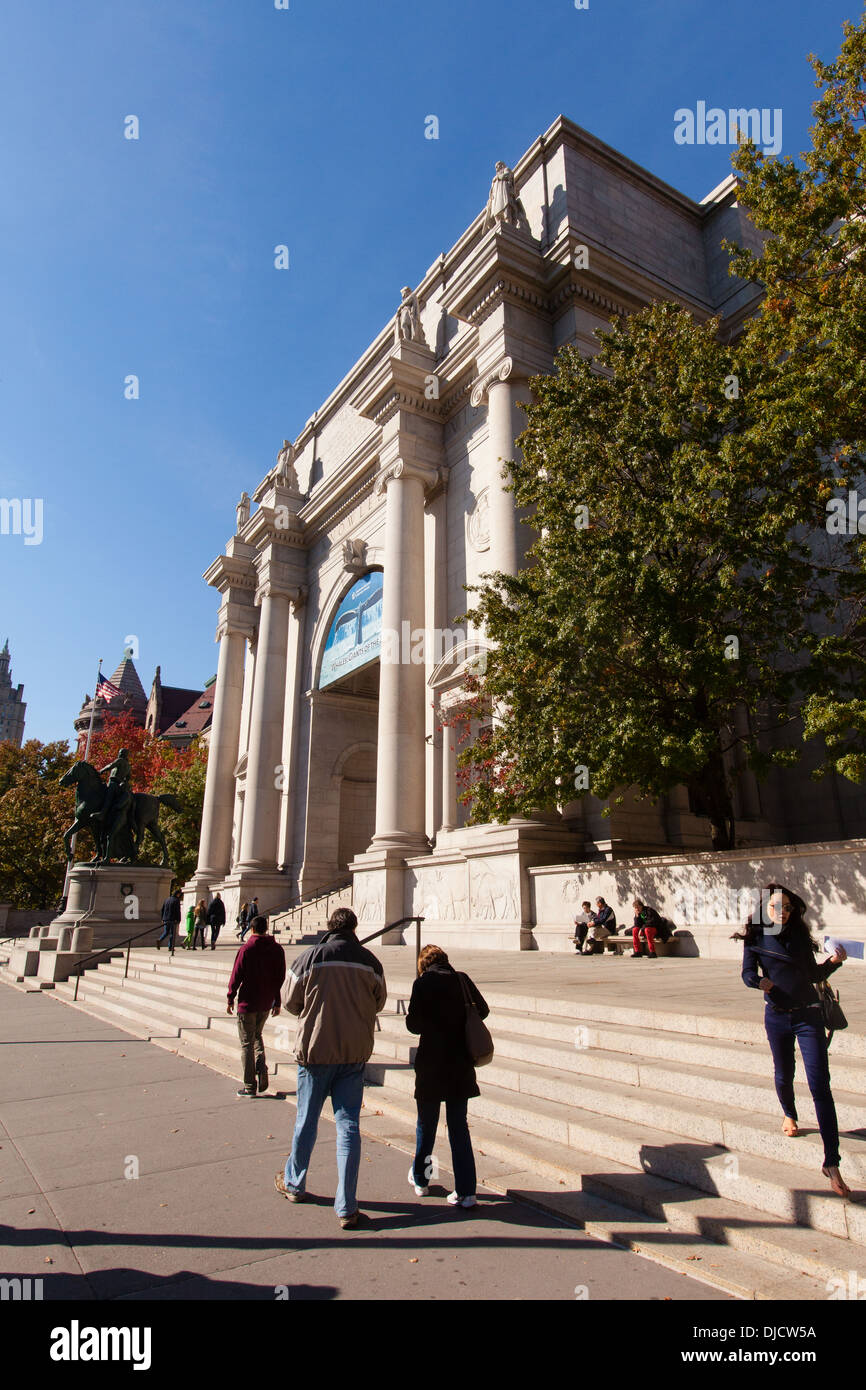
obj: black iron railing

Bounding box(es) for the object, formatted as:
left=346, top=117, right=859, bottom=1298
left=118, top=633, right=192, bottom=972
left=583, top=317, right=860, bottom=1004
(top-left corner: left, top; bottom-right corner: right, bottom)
left=359, top=916, right=425, bottom=976
left=71, top=923, right=163, bottom=1000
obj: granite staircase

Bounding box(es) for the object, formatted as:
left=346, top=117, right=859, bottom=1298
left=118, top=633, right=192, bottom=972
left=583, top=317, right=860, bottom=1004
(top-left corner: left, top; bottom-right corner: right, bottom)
left=40, top=947, right=866, bottom=1300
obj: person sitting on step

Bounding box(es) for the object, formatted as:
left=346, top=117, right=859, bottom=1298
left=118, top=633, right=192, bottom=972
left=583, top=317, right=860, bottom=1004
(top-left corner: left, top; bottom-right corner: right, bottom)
left=571, top=901, right=593, bottom=953
left=632, top=899, right=664, bottom=958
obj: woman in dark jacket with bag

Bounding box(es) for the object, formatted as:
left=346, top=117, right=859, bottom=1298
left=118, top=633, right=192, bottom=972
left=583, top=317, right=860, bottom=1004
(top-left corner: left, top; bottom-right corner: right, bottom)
left=735, top=883, right=850, bottom=1198
left=406, top=945, right=490, bottom=1209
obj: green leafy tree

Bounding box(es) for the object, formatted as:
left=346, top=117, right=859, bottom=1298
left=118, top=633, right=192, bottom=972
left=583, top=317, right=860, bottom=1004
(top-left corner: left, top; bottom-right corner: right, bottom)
left=151, top=747, right=208, bottom=886
left=459, top=14, right=866, bottom=849
left=84, top=711, right=207, bottom=880
left=461, top=301, right=866, bottom=850
left=728, top=12, right=866, bottom=771
left=0, top=739, right=76, bottom=909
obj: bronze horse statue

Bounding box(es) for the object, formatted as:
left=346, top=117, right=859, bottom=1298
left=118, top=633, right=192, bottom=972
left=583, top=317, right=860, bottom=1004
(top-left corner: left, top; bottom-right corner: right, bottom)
left=60, top=761, right=182, bottom=867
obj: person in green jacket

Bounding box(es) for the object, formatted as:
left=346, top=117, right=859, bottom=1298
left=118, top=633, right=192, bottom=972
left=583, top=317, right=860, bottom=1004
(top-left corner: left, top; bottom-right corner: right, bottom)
left=182, top=902, right=195, bottom=950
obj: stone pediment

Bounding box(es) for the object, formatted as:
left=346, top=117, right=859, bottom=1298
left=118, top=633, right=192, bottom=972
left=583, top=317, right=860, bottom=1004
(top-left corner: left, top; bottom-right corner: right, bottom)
left=429, top=637, right=491, bottom=691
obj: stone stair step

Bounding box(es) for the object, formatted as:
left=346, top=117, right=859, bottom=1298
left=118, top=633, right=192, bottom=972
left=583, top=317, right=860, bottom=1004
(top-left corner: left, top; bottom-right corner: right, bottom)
left=375, top=1009, right=866, bottom=1130
left=364, top=1077, right=866, bottom=1287
left=363, top=1082, right=865, bottom=1296
left=365, top=1056, right=866, bottom=1244
left=64, top=958, right=866, bottom=1175
left=369, top=1029, right=866, bottom=1178
left=473, top=1005, right=866, bottom=1089
left=52, top=983, right=185, bottom=1039
left=55, top=977, right=212, bottom=1029
left=64, top=957, right=866, bottom=1177
left=94, top=969, right=228, bottom=1015
left=376, top=975, right=866, bottom=1059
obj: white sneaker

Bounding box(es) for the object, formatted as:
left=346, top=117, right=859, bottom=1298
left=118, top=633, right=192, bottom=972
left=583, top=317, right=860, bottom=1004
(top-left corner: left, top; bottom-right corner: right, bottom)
left=408, top=1165, right=430, bottom=1196
left=446, top=1192, right=477, bottom=1208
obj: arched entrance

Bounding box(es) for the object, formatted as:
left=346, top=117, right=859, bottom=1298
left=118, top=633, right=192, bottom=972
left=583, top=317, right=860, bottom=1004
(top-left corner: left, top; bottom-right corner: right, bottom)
left=299, top=570, right=382, bottom=895
left=337, top=744, right=377, bottom=869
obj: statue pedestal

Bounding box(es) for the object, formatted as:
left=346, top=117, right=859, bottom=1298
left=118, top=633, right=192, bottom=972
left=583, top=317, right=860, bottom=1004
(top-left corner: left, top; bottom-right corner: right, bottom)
left=50, top=863, right=174, bottom=952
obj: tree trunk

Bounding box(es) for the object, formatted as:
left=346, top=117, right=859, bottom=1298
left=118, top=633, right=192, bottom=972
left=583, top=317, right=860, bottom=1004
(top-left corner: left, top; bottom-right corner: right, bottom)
left=691, top=747, right=736, bottom=851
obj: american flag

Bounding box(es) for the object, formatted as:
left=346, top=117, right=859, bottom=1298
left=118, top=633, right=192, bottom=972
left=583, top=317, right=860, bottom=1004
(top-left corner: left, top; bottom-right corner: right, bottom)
left=95, top=675, right=122, bottom=701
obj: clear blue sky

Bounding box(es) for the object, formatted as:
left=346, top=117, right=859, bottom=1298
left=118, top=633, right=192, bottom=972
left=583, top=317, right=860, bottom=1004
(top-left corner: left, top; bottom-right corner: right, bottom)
left=0, top=0, right=858, bottom=743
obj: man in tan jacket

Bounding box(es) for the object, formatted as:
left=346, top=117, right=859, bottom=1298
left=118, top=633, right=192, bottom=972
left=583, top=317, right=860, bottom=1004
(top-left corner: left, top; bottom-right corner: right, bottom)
left=274, top=907, right=386, bottom=1228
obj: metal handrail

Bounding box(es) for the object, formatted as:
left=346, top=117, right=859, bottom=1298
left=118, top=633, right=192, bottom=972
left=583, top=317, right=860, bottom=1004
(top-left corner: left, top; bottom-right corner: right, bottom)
left=359, top=916, right=425, bottom=976
left=71, top=921, right=164, bottom=1000
left=271, top=877, right=353, bottom=936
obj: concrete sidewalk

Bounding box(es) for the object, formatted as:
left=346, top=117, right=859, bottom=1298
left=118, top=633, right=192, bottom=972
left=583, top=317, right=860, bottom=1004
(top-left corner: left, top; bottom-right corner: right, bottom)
left=0, top=981, right=729, bottom=1302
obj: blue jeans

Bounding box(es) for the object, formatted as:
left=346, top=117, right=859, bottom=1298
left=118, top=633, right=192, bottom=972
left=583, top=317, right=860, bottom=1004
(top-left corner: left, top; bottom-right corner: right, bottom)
left=157, top=922, right=175, bottom=949
left=764, top=1003, right=840, bottom=1167
left=414, top=1098, right=476, bottom=1198
left=284, top=1062, right=365, bottom=1218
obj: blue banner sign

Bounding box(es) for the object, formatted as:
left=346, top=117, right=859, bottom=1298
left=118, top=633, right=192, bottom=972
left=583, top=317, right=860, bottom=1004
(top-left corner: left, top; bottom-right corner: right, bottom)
left=319, top=571, right=383, bottom=689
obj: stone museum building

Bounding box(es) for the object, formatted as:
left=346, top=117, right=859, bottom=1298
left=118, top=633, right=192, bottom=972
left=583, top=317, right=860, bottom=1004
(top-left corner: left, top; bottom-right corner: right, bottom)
left=186, top=115, right=866, bottom=948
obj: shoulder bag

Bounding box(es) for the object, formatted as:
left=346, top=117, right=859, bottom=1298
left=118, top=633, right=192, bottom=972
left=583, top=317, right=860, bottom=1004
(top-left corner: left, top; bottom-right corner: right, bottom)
left=458, top=972, right=494, bottom=1067
left=816, top=980, right=848, bottom=1046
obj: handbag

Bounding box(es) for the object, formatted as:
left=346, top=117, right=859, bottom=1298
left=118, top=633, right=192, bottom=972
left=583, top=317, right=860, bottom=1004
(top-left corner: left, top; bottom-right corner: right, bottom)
left=816, top=980, right=848, bottom=1045
left=458, top=972, right=494, bottom=1067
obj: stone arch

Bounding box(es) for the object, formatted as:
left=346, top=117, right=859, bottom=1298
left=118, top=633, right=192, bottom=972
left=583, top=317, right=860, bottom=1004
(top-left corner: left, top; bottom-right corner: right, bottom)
left=335, top=742, right=377, bottom=870
left=331, top=740, right=377, bottom=787
left=309, top=553, right=384, bottom=691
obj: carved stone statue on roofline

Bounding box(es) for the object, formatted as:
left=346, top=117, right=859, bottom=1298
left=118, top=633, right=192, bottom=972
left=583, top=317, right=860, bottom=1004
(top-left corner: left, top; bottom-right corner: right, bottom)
left=483, top=161, right=530, bottom=234
left=236, top=491, right=251, bottom=531
left=272, top=439, right=300, bottom=491
left=395, top=286, right=427, bottom=347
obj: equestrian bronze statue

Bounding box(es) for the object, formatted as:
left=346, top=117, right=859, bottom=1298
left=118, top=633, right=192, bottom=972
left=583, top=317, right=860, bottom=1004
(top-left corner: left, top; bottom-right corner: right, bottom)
left=60, top=751, right=183, bottom=867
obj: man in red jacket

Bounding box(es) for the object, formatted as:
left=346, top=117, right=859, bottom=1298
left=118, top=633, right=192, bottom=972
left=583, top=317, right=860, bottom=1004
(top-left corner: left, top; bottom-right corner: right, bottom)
left=227, top=915, right=287, bottom=1097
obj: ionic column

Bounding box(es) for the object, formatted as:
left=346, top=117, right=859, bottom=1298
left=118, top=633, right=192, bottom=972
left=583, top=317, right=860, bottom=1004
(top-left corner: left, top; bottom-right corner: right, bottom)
left=236, top=584, right=293, bottom=870
left=194, top=616, right=250, bottom=880
left=371, top=457, right=438, bottom=853
left=440, top=718, right=457, bottom=833
left=277, top=593, right=307, bottom=871
left=472, top=356, right=524, bottom=576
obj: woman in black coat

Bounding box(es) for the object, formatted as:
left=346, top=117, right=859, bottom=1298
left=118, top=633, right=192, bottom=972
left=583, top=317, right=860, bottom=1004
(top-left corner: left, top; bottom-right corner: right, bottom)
left=735, top=882, right=850, bottom=1198
left=406, top=945, right=489, bottom=1209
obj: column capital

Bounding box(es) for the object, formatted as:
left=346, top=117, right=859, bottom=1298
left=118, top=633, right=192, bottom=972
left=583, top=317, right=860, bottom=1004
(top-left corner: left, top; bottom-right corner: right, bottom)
left=253, top=555, right=306, bottom=608
left=215, top=600, right=257, bottom=644
left=373, top=456, right=440, bottom=497
left=470, top=355, right=516, bottom=407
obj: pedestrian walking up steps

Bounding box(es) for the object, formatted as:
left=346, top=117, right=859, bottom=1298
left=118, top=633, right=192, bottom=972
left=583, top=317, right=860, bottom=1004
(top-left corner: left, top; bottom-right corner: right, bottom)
left=35, top=948, right=866, bottom=1300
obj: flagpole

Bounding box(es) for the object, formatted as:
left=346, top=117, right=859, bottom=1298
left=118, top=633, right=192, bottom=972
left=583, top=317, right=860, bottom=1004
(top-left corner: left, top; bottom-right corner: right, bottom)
left=82, top=658, right=103, bottom=764
left=61, top=658, right=103, bottom=906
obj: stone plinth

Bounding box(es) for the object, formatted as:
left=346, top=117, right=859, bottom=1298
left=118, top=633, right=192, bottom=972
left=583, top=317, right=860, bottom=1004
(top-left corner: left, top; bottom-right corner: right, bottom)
left=50, top=864, right=174, bottom=951
left=9, top=923, right=99, bottom=981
